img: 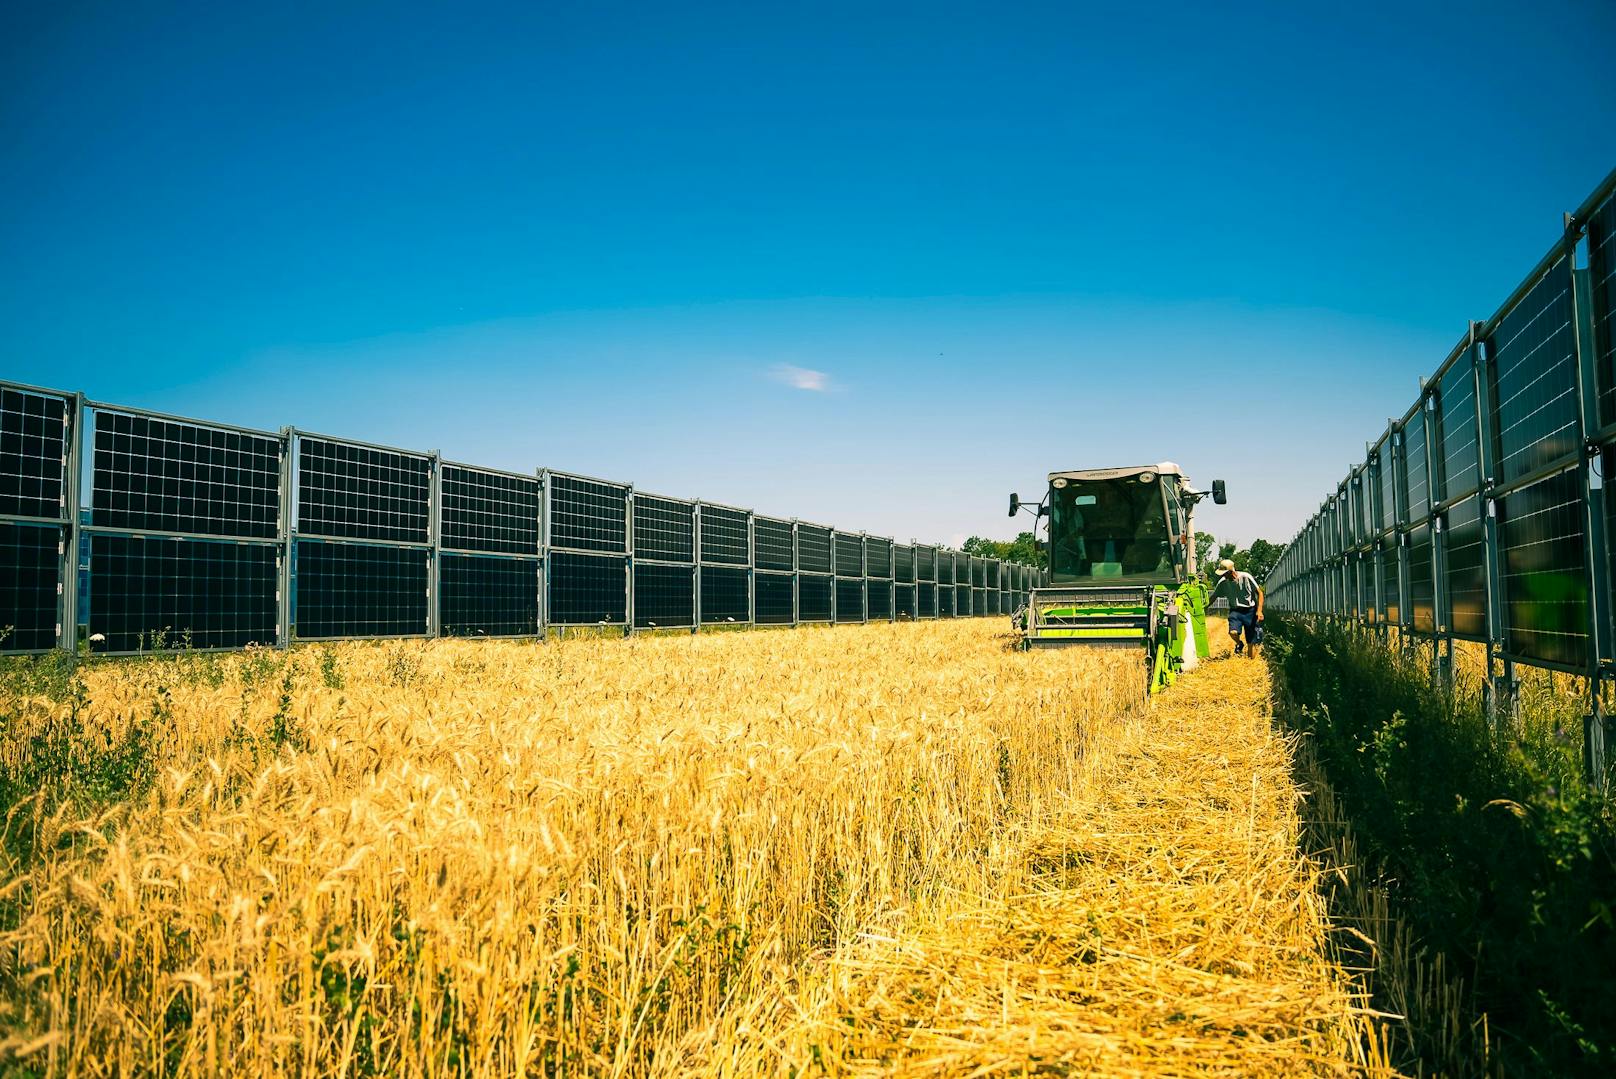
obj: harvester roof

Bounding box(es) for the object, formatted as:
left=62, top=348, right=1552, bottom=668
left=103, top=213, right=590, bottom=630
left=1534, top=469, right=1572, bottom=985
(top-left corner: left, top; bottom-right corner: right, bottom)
left=1046, top=462, right=1184, bottom=483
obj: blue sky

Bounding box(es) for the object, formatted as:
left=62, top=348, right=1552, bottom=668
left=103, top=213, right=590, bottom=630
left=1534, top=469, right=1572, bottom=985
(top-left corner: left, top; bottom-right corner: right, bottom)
left=4, top=1, right=1614, bottom=549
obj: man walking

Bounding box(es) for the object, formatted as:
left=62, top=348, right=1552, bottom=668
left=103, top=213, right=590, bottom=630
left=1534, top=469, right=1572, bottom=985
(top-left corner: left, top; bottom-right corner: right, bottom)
left=1208, top=558, right=1264, bottom=657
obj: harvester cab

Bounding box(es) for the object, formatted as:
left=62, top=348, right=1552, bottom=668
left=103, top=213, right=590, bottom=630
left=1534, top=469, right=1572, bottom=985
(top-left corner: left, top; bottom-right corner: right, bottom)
left=1009, top=463, right=1227, bottom=696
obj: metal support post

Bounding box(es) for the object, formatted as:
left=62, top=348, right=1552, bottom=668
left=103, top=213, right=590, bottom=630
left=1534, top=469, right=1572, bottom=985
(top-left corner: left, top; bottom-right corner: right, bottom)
left=276, top=427, right=295, bottom=648
left=624, top=487, right=636, bottom=637
left=790, top=519, right=800, bottom=628
left=428, top=450, right=443, bottom=639
left=57, top=393, right=87, bottom=655
left=1570, top=224, right=1613, bottom=783
left=538, top=469, right=551, bottom=640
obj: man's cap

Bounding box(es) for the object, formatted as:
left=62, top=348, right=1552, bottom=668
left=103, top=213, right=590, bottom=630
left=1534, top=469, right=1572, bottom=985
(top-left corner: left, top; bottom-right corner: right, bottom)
left=1217, top=559, right=1237, bottom=575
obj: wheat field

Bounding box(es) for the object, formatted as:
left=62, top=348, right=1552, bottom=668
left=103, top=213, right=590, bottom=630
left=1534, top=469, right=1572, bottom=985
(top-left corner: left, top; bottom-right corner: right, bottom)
left=0, top=622, right=1380, bottom=1076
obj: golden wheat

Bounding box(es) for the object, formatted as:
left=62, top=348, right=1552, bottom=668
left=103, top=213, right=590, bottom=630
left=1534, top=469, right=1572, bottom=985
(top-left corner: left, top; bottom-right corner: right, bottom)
left=0, top=622, right=1378, bottom=1076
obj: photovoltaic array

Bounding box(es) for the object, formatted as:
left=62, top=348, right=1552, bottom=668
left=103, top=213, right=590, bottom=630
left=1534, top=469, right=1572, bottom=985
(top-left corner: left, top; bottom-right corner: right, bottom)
left=1268, top=171, right=1616, bottom=714
left=2, top=383, right=1041, bottom=651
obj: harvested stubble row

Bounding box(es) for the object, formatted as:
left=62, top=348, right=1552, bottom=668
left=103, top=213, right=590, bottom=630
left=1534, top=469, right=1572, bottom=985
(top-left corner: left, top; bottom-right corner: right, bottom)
left=0, top=622, right=1379, bottom=1076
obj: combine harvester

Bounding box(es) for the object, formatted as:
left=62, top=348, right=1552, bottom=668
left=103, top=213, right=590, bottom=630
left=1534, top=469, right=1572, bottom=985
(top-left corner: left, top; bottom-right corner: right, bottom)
left=1009, top=463, right=1227, bottom=695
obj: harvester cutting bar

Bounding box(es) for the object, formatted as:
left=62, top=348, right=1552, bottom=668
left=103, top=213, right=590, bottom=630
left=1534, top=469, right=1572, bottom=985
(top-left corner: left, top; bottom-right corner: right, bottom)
left=1023, top=586, right=1155, bottom=648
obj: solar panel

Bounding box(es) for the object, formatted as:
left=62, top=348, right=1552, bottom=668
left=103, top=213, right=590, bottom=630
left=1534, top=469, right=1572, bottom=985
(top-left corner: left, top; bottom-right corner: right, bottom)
left=89, top=534, right=277, bottom=651
left=298, top=437, right=430, bottom=544
left=972, top=587, right=987, bottom=614
left=797, top=524, right=832, bottom=574
left=439, top=554, right=539, bottom=637
left=835, top=577, right=864, bottom=622
left=1444, top=495, right=1487, bottom=640
left=1380, top=537, right=1400, bottom=625
left=1374, top=443, right=1396, bottom=533
left=698, top=505, right=749, bottom=566
left=294, top=540, right=428, bottom=639
left=938, top=585, right=955, bottom=617
left=1589, top=191, right=1616, bottom=429
left=833, top=532, right=863, bottom=576
left=0, top=522, right=61, bottom=651
left=916, top=545, right=936, bottom=581
left=937, top=551, right=956, bottom=585
left=918, top=582, right=936, bottom=618
left=753, top=517, right=794, bottom=572
left=1403, top=408, right=1430, bottom=522
left=970, top=557, right=985, bottom=587
left=547, top=551, right=627, bottom=625
left=1500, top=467, right=1587, bottom=666
left=1407, top=525, right=1434, bottom=634
left=699, top=565, right=749, bottom=623
left=866, top=579, right=891, bottom=620
left=634, top=562, right=694, bottom=628
left=440, top=465, right=539, bottom=555
left=0, top=385, right=69, bottom=521
left=864, top=537, right=892, bottom=578
left=633, top=494, right=695, bottom=563
left=894, top=584, right=917, bottom=619
left=754, top=572, right=794, bottom=624
left=1488, top=259, right=1579, bottom=486
left=955, top=584, right=971, bottom=615
left=547, top=473, right=628, bottom=554
left=894, top=544, right=915, bottom=583
left=798, top=573, right=832, bottom=621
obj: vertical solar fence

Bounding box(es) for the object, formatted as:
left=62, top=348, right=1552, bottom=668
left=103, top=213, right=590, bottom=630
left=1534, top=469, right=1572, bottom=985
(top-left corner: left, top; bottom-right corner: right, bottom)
left=544, top=471, right=629, bottom=627
left=83, top=405, right=285, bottom=653
left=1264, top=169, right=1616, bottom=782
left=294, top=433, right=431, bottom=640
left=0, top=384, right=74, bottom=652
left=916, top=545, right=937, bottom=618
left=796, top=522, right=834, bottom=622
left=833, top=530, right=865, bottom=623
left=697, top=501, right=751, bottom=626
left=630, top=491, right=695, bottom=630
left=439, top=463, right=541, bottom=637
left=2, top=382, right=1043, bottom=654
left=937, top=549, right=956, bottom=617
left=865, top=536, right=893, bottom=621
left=893, top=544, right=917, bottom=619
left=752, top=516, right=796, bottom=625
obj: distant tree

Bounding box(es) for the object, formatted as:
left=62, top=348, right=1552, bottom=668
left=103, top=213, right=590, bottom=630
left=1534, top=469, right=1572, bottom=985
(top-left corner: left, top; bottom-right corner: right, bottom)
left=1203, top=538, right=1288, bottom=583
left=962, top=531, right=1046, bottom=568
left=1243, top=538, right=1287, bottom=583
left=1193, top=531, right=1219, bottom=577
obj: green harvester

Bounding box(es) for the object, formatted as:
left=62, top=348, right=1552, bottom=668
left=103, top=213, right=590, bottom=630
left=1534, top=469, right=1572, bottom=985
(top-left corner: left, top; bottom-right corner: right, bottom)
left=1009, top=463, right=1227, bottom=695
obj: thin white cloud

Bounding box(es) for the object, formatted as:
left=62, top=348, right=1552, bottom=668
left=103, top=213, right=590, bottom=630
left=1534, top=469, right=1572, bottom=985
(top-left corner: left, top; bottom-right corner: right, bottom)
left=769, top=363, right=830, bottom=392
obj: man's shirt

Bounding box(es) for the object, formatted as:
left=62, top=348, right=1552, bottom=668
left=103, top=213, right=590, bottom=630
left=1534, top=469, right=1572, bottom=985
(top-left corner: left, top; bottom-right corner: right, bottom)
left=1211, top=570, right=1261, bottom=610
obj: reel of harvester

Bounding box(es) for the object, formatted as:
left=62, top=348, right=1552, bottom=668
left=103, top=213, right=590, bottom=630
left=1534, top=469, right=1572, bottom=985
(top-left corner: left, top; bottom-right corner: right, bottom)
left=1007, top=463, right=1225, bottom=698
